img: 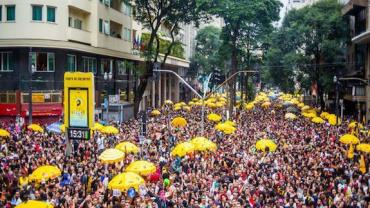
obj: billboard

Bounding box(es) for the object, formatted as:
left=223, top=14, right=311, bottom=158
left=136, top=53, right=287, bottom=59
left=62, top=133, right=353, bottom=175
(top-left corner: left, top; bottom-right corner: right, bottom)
left=64, top=72, right=94, bottom=140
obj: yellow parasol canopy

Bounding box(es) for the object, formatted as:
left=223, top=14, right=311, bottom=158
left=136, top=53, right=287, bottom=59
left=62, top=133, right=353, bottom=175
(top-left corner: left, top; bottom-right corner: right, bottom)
left=16, top=200, right=54, bottom=208
left=301, top=105, right=310, bottom=111
left=151, top=109, right=161, bottom=116
left=215, top=123, right=236, bottom=134
left=311, top=117, right=325, bottom=124
left=320, top=112, right=330, bottom=120
left=255, top=139, right=277, bottom=152
left=356, top=143, right=370, bottom=153
left=164, top=100, right=173, bottom=105
left=261, top=101, right=271, bottom=108
left=348, top=122, right=363, bottom=129
left=328, top=114, right=341, bottom=126
left=224, top=120, right=236, bottom=127
left=182, top=106, right=191, bottom=111
left=171, top=142, right=195, bottom=157
left=190, top=137, right=217, bottom=152
left=207, top=113, right=222, bottom=122
left=108, top=172, right=145, bottom=191
left=171, top=117, right=187, bottom=128
left=125, top=160, right=156, bottom=176
left=115, top=142, right=139, bottom=154
left=28, top=165, right=61, bottom=183
left=284, top=113, right=297, bottom=120
left=245, top=103, right=255, bottom=110
left=27, top=124, right=44, bottom=133
left=339, top=134, right=360, bottom=145
left=101, top=126, right=119, bottom=135
left=0, top=129, right=10, bottom=137
left=91, top=122, right=104, bottom=131
left=98, top=148, right=125, bottom=164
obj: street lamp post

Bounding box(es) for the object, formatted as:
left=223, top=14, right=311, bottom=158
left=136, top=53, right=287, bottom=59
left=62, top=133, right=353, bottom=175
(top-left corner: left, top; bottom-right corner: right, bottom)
left=104, top=72, right=113, bottom=122
left=334, top=76, right=339, bottom=125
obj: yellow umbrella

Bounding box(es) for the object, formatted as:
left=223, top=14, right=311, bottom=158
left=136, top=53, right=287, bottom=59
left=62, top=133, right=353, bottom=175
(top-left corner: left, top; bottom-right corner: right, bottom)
left=261, top=102, right=271, bottom=108
left=125, top=160, right=156, bottom=176
left=98, top=148, right=125, bottom=164
left=27, top=124, right=44, bottom=133
left=311, top=117, right=325, bottom=124
left=302, top=112, right=316, bottom=118
left=215, top=123, right=236, bottom=134
left=348, top=122, right=363, bottom=129
left=356, top=143, right=370, bottom=153
left=16, top=200, right=54, bottom=208
left=245, top=103, right=255, bottom=110
left=207, top=113, right=222, bottom=122
left=171, top=142, right=195, bottom=157
left=0, top=129, right=10, bottom=137
left=174, top=106, right=182, bottom=111
left=164, top=100, right=173, bottom=105
left=320, top=112, right=330, bottom=120
left=60, top=124, right=66, bottom=133
left=29, top=165, right=61, bottom=183
left=91, top=123, right=104, bottom=131
left=190, top=137, right=217, bottom=152
left=151, top=109, right=161, bottom=116
left=183, top=106, right=191, bottom=111
left=171, top=117, right=187, bottom=128
left=108, top=172, right=145, bottom=192
left=297, top=103, right=304, bottom=108
left=339, top=134, right=360, bottom=145
left=285, top=113, right=297, bottom=120
left=328, top=114, right=341, bottom=126
left=115, top=142, right=139, bottom=154
left=255, top=139, right=277, bottom=152
left=224, top=120, right=236, bottom=127
left=301, top=105, right=310, bottom=111
left=101, top=126, right=119, bottom=135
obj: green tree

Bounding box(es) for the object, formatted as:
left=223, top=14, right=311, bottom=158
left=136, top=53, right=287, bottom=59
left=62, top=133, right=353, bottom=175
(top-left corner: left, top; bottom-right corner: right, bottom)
left=191, top=26, right=222, bottom=76
left=131, top=0, right=206, bottom=116
left=264, top=0, right=348, bottom=106
left=201, top=0, right=281, bottom=111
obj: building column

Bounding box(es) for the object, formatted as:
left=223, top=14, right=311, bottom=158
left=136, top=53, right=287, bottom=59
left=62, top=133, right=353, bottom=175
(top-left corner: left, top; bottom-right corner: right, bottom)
left=151, top=80, right=155, bottom=108
left=158, top=75, right=162, bottom=107
left=174, top=75, right=180, bottom=102
left=163, top=75, right=167, bottom=102
left=168, top=76, right=172, bottom=100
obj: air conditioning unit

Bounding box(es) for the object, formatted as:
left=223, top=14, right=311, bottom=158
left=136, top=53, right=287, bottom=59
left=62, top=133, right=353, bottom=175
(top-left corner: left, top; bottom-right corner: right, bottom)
left=104, top=0, right=110, bottom=7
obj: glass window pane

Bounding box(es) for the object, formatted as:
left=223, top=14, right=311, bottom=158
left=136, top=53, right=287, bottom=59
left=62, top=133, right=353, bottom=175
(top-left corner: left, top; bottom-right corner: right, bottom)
left=48, top=53, right=55, bottom=71
left=8, top=94, right=15, bottom=103
left=47, top=7, right=55, bottom=22
left=92, top=59, right=97, bottom=74
left=67, top=55, right=76, bottom=72
left=68, top=17, right=72, bottom=27
left=0, top=6, right=2, bottom=22
left=36, top=53, right=47, bottom=71
left=32, top=6, right=42, bottom=21
left=99, top=19, right=103, bottom=32
left=7, top=5, right=15, bottom=21
left=8, top=53, right=14, bottom=71
left=74, top=19, right=82, bottom=29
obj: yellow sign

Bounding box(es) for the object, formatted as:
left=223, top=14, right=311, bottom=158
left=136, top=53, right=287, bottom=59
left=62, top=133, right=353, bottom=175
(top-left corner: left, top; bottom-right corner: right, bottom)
left=32, top=93, right=45, bottom=103
left=64, top=72, right=95, bottom=129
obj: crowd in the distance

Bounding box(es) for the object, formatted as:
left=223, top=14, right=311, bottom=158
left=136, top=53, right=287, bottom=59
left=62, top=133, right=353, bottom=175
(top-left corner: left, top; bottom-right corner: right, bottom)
left=0, top=97, right=369, bottom=207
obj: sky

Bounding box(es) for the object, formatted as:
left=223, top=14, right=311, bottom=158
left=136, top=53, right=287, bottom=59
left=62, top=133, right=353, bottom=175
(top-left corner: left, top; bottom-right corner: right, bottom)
left=278, top=0, right=289, bottom=26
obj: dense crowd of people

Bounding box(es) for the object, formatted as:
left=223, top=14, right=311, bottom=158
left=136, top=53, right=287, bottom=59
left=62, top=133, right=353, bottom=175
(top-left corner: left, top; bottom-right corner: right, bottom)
left=0, top=98, right=369, bottom=207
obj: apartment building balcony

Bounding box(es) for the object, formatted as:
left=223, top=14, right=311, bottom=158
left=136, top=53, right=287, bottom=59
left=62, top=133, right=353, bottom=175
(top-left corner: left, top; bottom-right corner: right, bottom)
left=97, top=33, right=131, bottom=54
left=68, top=0, right=91, bottom=13
left=344, top=85, right=367, bottom=102
left=67, top=27, right=91, bottom=44
left=342, top=0, right=367, bottom=15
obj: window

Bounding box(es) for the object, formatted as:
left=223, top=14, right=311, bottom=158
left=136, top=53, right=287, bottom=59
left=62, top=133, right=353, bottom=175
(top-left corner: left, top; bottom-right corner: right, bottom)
left=31, top=52, right=55, bottom=72
left=124, top=28, right=131, bottom=41
left=99, top=19, right=103, bottom=33
left=67, top=55, right=76, bottom=72
left=0, top=92, right=16, bottom=104
left=68, top=17, right=72, bottom=27
left=32, top=5, right=42, bottom=21
left=100, top=59, right=113, bottom=74
left=117, top=60, right=126, bottom=75
left=123, top=3, right=131, bottom=16
left=83, top=57, right=97, bottom=73
left=0, top=52, right=14, bottom=72
left=6, top=5, right=15, bottom=21
left=74, top=19, right=82, bottom=29
left=0, top=6, right=2, bottom=22
left=47, top=6, right=55, bottom=22
left=104, top=20, right=110, bottom=35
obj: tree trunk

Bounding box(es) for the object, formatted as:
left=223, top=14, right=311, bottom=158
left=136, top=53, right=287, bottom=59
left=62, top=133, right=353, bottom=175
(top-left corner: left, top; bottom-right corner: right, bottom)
left=229, top=45, right=238, bottom=116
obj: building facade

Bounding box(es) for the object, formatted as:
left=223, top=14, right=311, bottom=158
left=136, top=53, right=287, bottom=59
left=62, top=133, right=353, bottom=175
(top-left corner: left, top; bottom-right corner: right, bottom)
left=341, top=0, right=370, bottom=123
left=0, top=0, right=190, bottom=124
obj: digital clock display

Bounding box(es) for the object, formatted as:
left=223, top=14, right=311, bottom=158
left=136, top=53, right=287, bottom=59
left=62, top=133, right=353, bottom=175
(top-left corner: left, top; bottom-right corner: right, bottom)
left=68, top=128, right=90, bottom=140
